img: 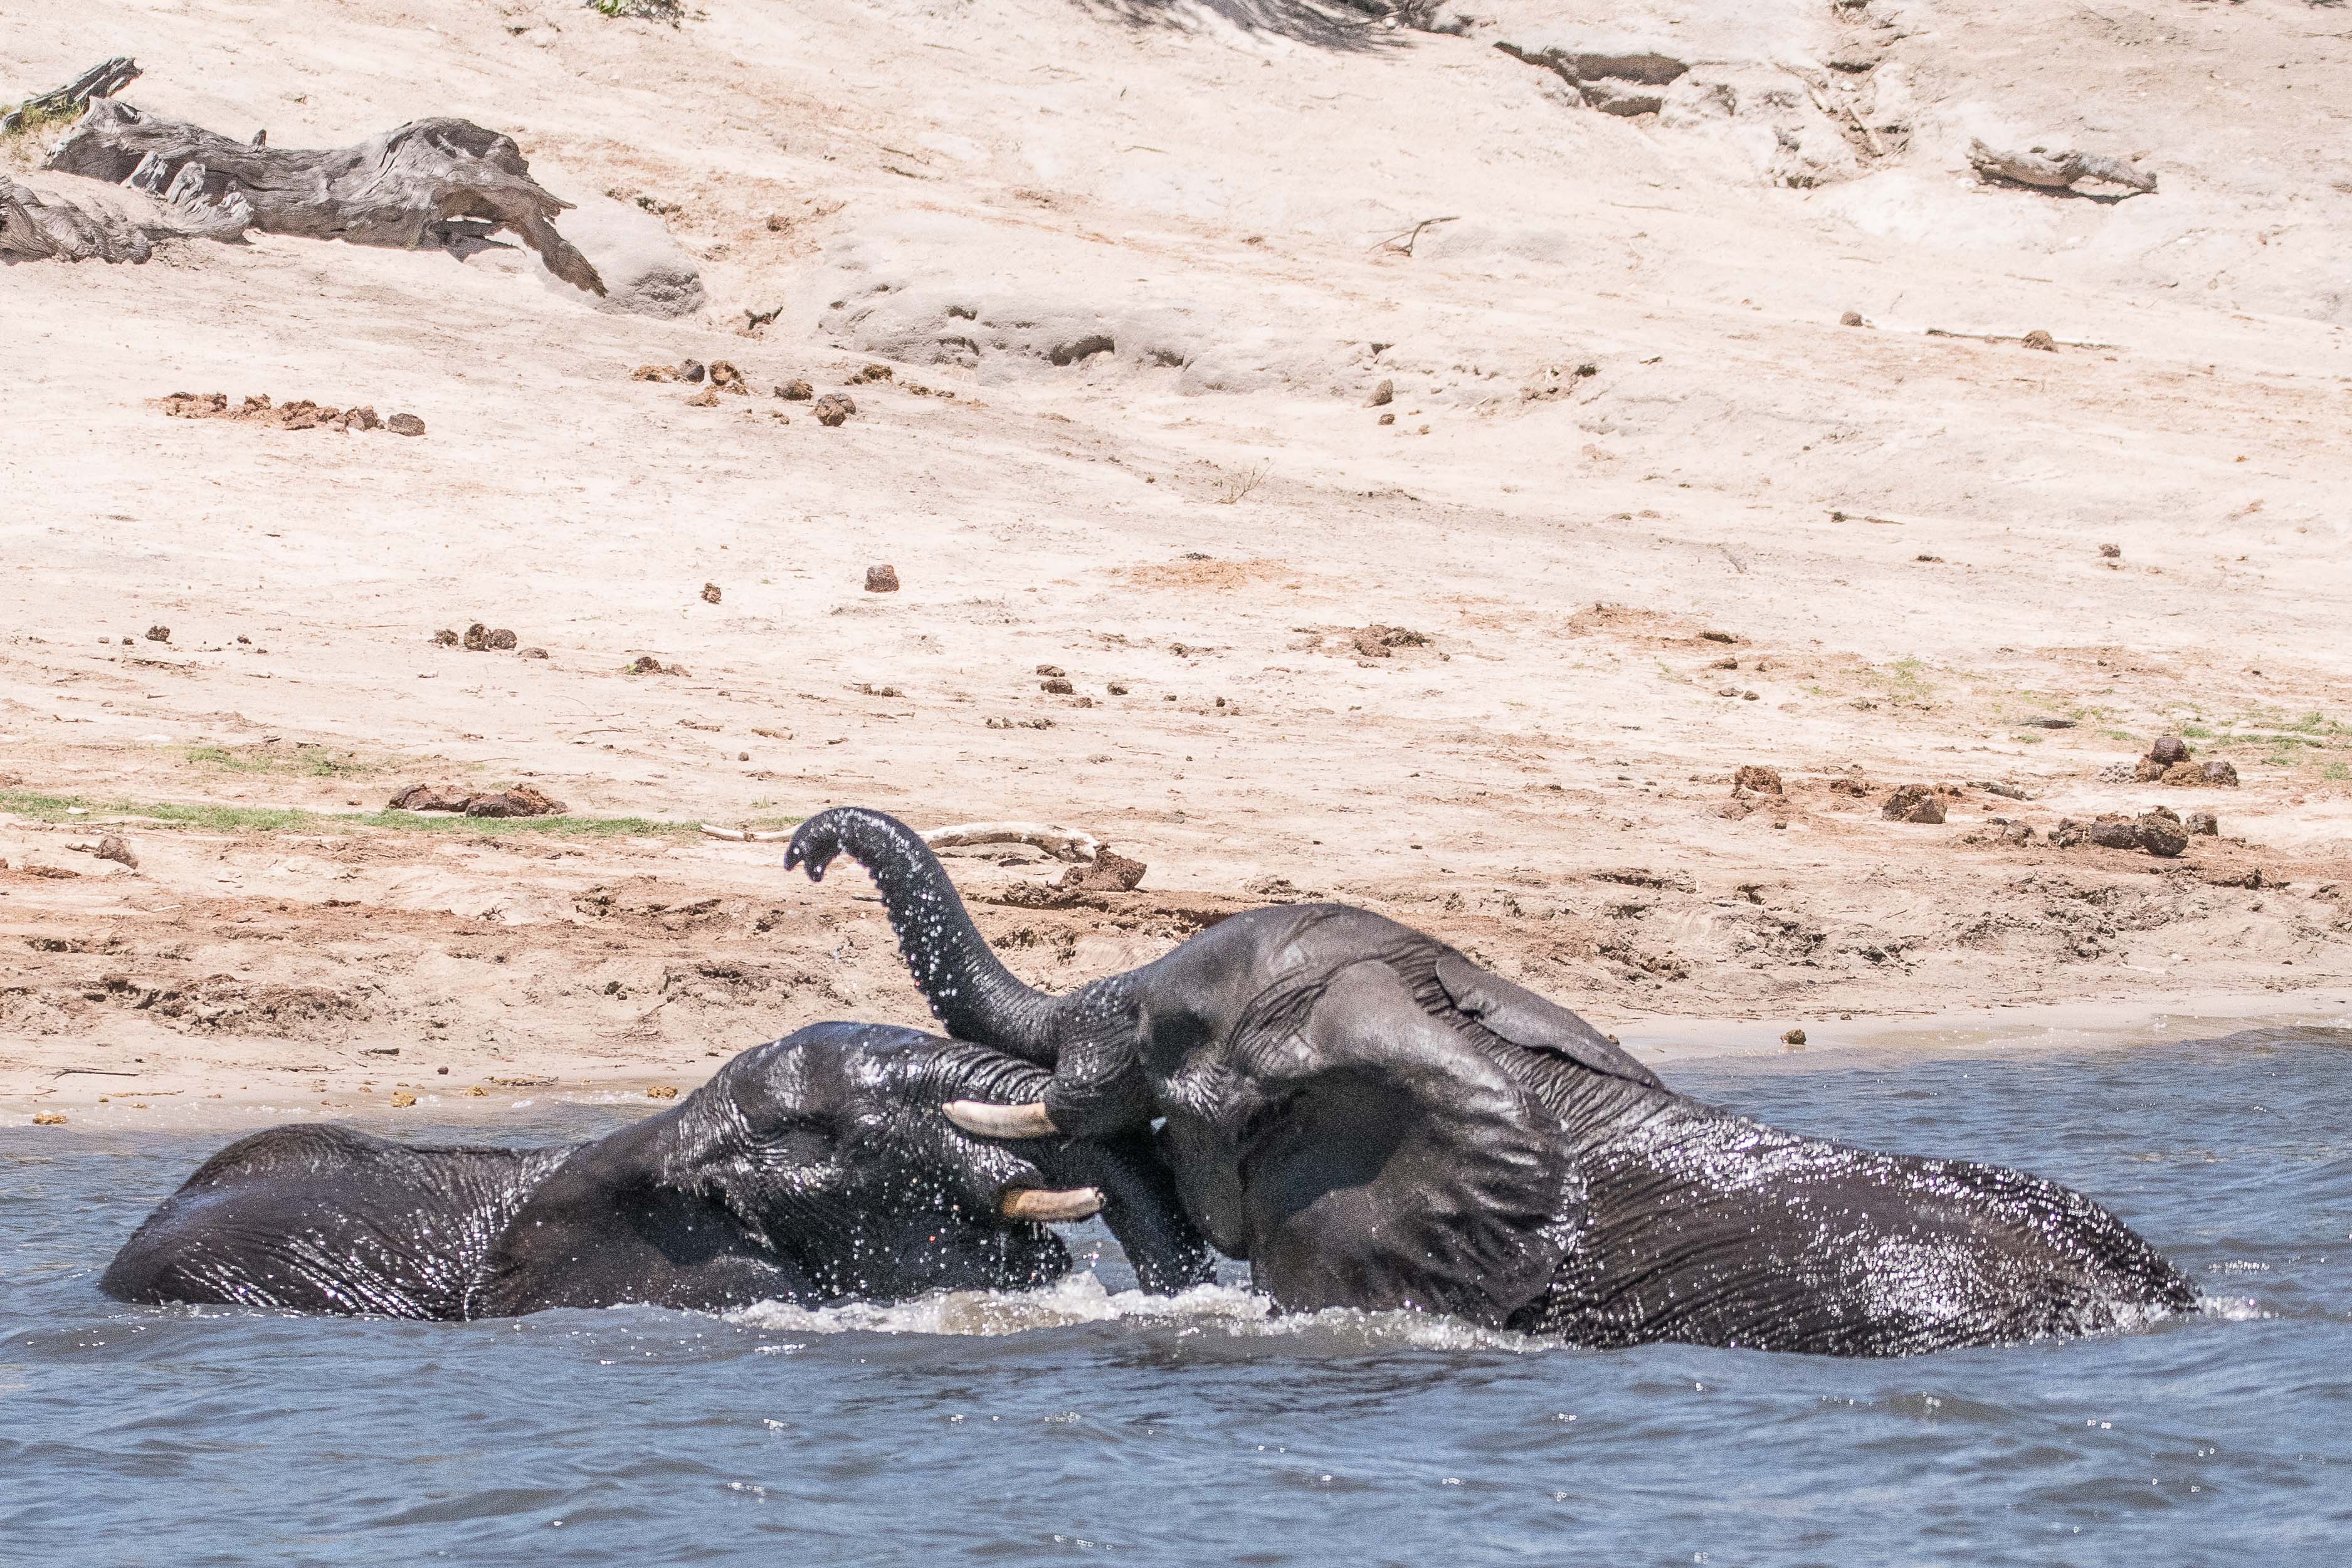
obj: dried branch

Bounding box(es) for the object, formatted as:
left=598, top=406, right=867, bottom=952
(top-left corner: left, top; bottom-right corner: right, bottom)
left=20, top=97, right=601, bottom=291
left=1, top=57, right=140, bottom=135
left=1967, top=139, right=2156, bottom=196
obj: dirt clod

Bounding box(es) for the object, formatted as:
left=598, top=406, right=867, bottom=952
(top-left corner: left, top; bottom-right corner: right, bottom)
left=865, top=564, right=900, bottom=593
left=1036, top=664, right=1067, bottom=677
left=2099, top=543, right=2122, bottom=559
left=1366, top=378, right=1394, bottom=407
left=1882, top=785, right=1946, bottom=824
left=776, top=379, right=813, bottom=401
left=647, top=1084, right=680, bottom=1099
left=628, top=655, right=687, bottom=676
left=1058, top=848, right=1147, bottom=893
left=631, top=364, right=677, bottom=382
left=1734, top=765, right=1783, bottom=796
left=465, top=785, right=567, bottom=819
left=1838, top=310, right=1864, bottom=327
left=683, top=387, right=719, bottom=408
left=2136, top=810, right=2188, bottom=858
left=701, top=582, right=722, bottom=604
left=1041, top=677, right=1075, bottom=695
left=388, top=784, right=473, bottom=813
left=144, top=625, right=170, bottom=643
left=2022, top=329, right=2057, bottom=352
left=709, top=361, right=747, bottom=394
left=2185, top=810, right=2219, bottom=836
left=386, top=413, right=426, bottom=436
left=2149, top=735, right=2190, bottom=766
left=432, top=628, right=459, bottom=646
left=680, top=360, right=706, bottom=384
left=1782, top=1028, right=1807, bottom=1044
left=94, top=835, right=138, bottom=871
left=2201, top=759, right=2240, bottom=787
left=33, top=1113, right=68, bottom=1126
left=1700, top=630, right=1737, bottom=645
left=814, top=392, right=858, bottom=426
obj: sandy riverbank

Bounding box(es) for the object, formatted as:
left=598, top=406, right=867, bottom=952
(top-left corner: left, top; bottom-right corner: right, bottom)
left=6, top=0, right=2349, bottom=1127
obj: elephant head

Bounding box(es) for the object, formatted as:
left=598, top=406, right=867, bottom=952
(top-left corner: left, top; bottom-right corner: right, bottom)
left=786, top=808, right=1662, bottom=1326
left=104, top=1021, right=1213, bottom=1320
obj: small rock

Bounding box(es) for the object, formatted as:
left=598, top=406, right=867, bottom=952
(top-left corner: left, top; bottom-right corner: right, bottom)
left=390, top=1091, right=416, bottom=1108
left=865, top=564, right=900, bottom=593
left=95, top=834, right=138, bottom=871
left=708, top=361, right=747, bottom=394
left=1041, top=677, right=1076, bottom=695
left=1838, top=310, right=1864, bottom=327
left=738, top=751, right=750, bottom=762
left=2162, top=760, right=2205, bottom=787
left=680, top=360, right=707, bottom=384
left=2088, top=816, right=2141, bottom=850
left=463, top=623, right=492, bottom=651
left=433, top=628, right=460, bottom=646
left=520, top=646, right=548, bottom=660
left=487, top=628, right=517, bottom=651
left=2022, top=329, right=2057, bottom=352
left=346, top=406, right=382, bottom=431
left=683, top=387, right=720, bottom=408
left=1700, top=630, right=1737, bottom=645
left=631, top=364, right=678, bottom=382
left=1734, top=765, right=1783, bottom=796
left=1366, top=378, right=1395, bottom=408
left=2185, top=810, right=2219, bottom=836
left=1997, top=821, right=2035, bottom=845
left=702, top=582, right=722, bottom=604
left=813, top=392, right=857, bottom=426
left=33, top=1113, right=68, bottom=1126
left=855, top=364, right=894, bottom=383
left=1882, top=785, right=1946, bottom=824
left=1781, top=1028, right=1807, bottom=1046
left=2050, top=818, right=2089, bottom=848
left=2134, top=757, right=2170, bottom=782
left=2149, top=735, right=2190, bottom=766
left=1107, top=683, right=1129, bottom=695
left=628, top=655, right=685, bottom=676
left=2136, top=810, right=2188, bottom=858
left=1036, top=664, right=1067, bottom=677
left=144, top=624, right=170, bottom=643
left=386, top=413, right=426, bottom=436
left=2099, top=543, right=2122, bottom=559
left=2201, top=759, right=2240, bottom=787
left=465, top=785, right=567, bottom=819
left=1711, top=656, right=1738, bottom=670
left=1378, top=412, right=1395, bottom=426
left=776, top=379, right=814, bottom=401
left=647, top=1085, right=680, bottom=1100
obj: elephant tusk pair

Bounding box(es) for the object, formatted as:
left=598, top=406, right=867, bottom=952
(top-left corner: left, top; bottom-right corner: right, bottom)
left=946, top=1100, right=1058, bottom=1139
left=999, top=1186, right=1104, bottom=1223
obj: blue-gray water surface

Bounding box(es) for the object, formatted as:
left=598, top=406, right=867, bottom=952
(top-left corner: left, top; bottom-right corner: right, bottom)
left=6, top=1028, right=2348, bottom=1565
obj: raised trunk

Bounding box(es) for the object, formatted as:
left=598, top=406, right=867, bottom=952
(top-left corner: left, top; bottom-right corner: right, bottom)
left=787, top=808, right=1058, bottom=1061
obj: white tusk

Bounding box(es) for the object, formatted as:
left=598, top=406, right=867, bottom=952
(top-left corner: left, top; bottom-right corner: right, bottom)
left=945, top=1099, right=1058, bottom=1139
left=1000, top=1186, right=1104, bottom=1223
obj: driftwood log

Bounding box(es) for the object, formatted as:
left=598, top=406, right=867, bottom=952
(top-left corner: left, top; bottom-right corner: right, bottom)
left=1967, top=139, right=2156, bottom=196
left=0, top=57, right=140, bottom=134
left=8, top=96, right=601, bottom=292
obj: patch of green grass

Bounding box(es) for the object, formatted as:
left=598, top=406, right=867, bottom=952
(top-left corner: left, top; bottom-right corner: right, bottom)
left=2098, top=727, right=2136, bottom=744
left=0, top=101, right=75, bottom=167
left=2324, top=760, right=2350, bottom=783
left=2011, top=733, right=2044, bottom=745
left=184, top=744, right=376, bottom=779
left=2181, top=722, right=2212, bottom=739
left=0, top=789, right=716, bottom=840
left=1862, top=656, right=1935, bottom=705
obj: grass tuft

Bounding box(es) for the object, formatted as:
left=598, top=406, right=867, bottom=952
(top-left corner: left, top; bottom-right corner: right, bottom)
left=0, top=789, right=728, bottom=840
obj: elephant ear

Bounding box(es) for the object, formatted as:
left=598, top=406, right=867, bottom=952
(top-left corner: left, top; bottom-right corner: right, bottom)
left=1237, top=959, right=1580, bottom=1325
left=1435, top=950, right=1663, bottom=1088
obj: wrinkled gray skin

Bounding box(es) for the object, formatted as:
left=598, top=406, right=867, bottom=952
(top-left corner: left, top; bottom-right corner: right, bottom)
left=788, top=808, right=2198, bottom=1356
left=102, top=1022, right=1213, bottom=1319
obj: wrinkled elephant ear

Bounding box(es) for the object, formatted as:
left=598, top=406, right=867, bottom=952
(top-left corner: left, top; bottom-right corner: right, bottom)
left=1434, top=951, right=1662, bottom=1088
left=1239, top=960, right=1581, bottom=1326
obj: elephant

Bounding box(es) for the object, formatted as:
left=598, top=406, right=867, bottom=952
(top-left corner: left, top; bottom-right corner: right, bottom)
left=785, top=807, right=2199, bottom=1355
left=101, top=1021, right=1213, bottom=1319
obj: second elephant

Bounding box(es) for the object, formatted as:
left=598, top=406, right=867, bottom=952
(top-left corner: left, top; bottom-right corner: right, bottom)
left=787, top=807, right=2198, bottom=1356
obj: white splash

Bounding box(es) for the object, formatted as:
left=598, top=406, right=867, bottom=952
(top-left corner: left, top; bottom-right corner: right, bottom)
left=727, top=1271, right=1560, bottom=1352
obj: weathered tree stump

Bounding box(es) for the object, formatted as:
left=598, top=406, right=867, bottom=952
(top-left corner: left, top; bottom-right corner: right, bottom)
left=8, top=95, right=601, bottom=293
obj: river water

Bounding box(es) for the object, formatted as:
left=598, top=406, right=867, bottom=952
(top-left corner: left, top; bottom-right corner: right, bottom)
left=5, top=1028, right=2347, bottom=1565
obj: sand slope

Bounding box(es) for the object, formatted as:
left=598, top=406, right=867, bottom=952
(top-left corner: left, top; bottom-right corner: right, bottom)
left=3, top=0, right=2348, bottom=1122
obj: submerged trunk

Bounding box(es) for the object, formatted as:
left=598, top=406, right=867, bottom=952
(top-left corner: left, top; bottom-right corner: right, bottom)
left=787, top=808, right=1059, bottom=1061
